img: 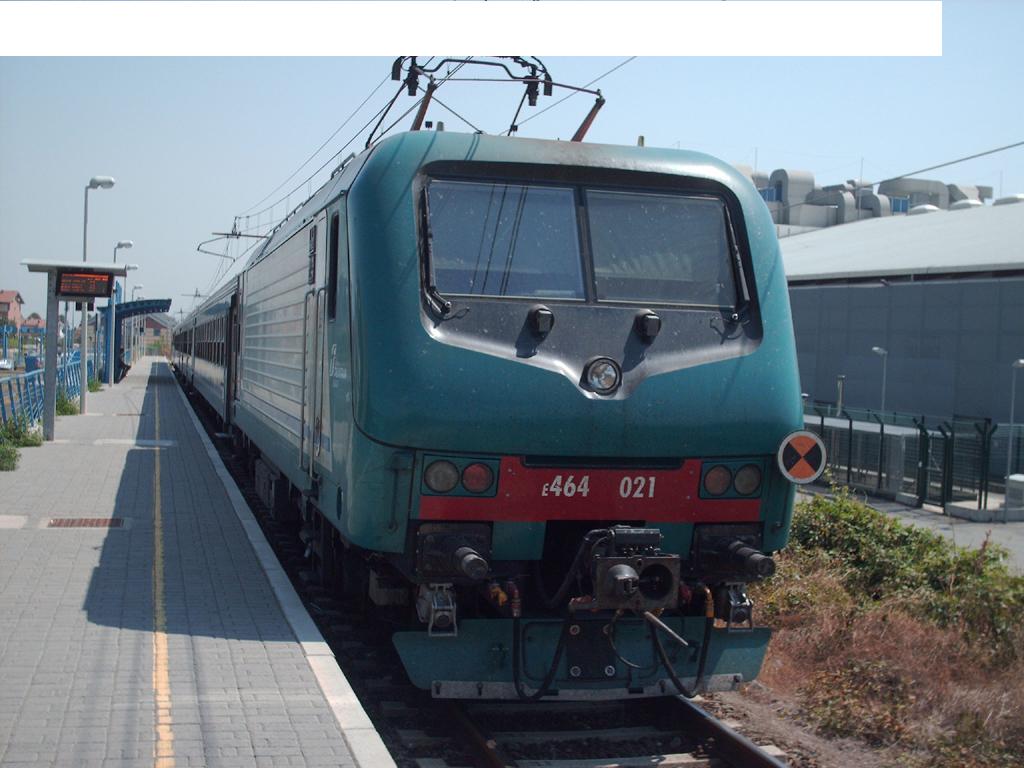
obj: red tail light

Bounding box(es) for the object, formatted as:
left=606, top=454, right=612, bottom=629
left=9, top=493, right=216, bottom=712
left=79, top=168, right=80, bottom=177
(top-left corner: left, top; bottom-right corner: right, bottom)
left=462, top=463, right=494, bottom=493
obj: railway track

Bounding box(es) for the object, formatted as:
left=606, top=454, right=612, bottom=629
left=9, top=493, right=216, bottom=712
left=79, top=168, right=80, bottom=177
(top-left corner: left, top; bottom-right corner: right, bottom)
left=183, top=382, right=792, bottom=768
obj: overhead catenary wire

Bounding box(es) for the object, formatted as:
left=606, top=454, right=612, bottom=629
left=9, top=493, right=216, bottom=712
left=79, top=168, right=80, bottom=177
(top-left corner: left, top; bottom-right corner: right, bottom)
left=775, top=139, right=1024, bottom=218
left=235, top=74, right=391, bottom=218
left=202, top=56, right=623, bottom=309
left=874, top=139, right=1024, bottom=186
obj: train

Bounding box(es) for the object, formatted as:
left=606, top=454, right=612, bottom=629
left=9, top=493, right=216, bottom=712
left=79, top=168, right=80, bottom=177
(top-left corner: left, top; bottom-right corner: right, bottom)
left=173, top=128, right=821, bottom=700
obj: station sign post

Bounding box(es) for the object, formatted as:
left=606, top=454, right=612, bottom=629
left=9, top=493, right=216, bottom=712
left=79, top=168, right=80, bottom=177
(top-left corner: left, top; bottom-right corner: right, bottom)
left=22, top=261, right=133, bottom=440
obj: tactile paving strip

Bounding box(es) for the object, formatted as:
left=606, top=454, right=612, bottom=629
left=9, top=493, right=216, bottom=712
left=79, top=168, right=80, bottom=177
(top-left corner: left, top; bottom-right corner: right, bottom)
left=47, top=517, right=125, bottom=528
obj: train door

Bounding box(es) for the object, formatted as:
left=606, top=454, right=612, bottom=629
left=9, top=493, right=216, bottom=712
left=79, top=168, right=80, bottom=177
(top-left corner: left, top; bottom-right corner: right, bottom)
left=225, top=291, right=239, bottom=425
left=300, top=213, right=328, bottom=477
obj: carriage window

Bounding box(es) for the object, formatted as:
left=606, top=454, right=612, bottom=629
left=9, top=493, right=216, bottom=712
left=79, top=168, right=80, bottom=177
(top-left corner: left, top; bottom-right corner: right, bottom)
left=307, top=225, right=317, bottom=285
left=585, top=191, right=737, bottom=307
left=426, top=180, right=584, bottom=300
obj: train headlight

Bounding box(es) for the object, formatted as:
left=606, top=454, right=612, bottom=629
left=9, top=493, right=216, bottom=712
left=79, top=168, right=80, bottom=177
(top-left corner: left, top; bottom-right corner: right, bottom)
left=703, top=465, right=732, bottom=496
left=734, top=464, right=762, bottom=496
left=585, top=357, right=621, bottom=395
left=461, top=463, right=494, bottom=494
left=424, top=460, right=460, bottom=493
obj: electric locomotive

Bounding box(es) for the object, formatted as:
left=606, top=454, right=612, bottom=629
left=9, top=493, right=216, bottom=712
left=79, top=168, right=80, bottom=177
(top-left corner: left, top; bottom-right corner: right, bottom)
left=174, top=128, right=819, bottom=700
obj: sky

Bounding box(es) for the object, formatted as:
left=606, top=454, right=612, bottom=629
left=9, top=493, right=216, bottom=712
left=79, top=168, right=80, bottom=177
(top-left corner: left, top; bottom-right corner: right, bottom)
left=1, top=0, right=1023, bottom=320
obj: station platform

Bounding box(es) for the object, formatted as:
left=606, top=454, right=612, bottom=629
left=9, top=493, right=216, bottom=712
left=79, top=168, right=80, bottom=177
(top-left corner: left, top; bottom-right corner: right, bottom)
left=0, top=358, right=394, bottom=768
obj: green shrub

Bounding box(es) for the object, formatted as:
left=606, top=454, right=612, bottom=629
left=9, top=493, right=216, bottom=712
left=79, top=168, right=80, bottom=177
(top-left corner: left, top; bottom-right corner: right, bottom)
left=0, top=413, right=42, bottom=447
left=788, top=488, right=1024, bottom=661
left=87, top=378, right=102, bottom=393
left=0, top=440, right=18, bottom=471
left=56, top=389, right=79, bottom=416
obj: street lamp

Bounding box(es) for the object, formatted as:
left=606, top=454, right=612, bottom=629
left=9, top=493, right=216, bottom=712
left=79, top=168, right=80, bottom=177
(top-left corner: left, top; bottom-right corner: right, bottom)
left=113, top=240, right=133, bottom=262
left=872, top=346, right=888, bottom=414
left=107, top=240, right=133, bottom=385
left=80, top=175, right=116, bottom=414
left=1008, top=359, right=1024, bottom=481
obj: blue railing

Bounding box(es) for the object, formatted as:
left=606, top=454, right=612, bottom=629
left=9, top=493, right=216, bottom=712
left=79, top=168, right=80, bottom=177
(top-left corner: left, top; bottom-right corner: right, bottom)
left=0, top=352, right=94, bottom=425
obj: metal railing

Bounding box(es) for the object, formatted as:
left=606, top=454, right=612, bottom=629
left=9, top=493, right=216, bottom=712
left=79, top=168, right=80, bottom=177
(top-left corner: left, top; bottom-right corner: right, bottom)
left=803, top=401, right=996, bottom=510
left=0, top=352, right=94, bottom=426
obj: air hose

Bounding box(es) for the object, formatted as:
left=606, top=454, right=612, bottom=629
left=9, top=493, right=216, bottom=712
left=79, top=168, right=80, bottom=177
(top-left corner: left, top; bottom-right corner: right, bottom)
left=535, top=528, right=611, bottom=611
left=644, top=586, right=714, bottom=699
left=512, top=616, right=571, bottom=700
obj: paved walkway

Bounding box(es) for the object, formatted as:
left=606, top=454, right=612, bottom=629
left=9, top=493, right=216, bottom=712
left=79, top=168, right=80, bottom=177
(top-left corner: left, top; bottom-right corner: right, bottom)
left=798, top=488, right=1024, bottom=573
left=0, top=358, right=391, bottom=767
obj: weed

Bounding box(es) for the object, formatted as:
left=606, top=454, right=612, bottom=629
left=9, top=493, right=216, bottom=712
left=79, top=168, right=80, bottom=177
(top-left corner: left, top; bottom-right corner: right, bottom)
left=87, top=378, right=102, bottom=393
left=803, top=659, right=911, bottom=745
left=0, top=440, right=18, bottom=471
left=0, top=413, right=42, bottom=447
left=56, top=389, right=79, bottom=416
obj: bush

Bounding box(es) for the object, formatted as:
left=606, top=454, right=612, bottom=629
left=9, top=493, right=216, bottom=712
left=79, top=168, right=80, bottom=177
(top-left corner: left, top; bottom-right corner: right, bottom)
left=752, top=491, right=1024, bottom=765
left=0, top=413, right=42, bottom=447
left=87, top=378, right=102, bottom=393
left=789, top=488, right=1024, bottom=661
left=56, top=389, right=79, bottom=416
left=0, top=440, right=18, bottom=471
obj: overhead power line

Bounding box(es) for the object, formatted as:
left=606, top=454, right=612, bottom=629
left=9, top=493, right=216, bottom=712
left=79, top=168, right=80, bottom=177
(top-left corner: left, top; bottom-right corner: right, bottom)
left=235, top=74, right=391, bottom=218
left=774, top=139, right=1024, bottom=218
left=875, top=140, right=1024, bottom=185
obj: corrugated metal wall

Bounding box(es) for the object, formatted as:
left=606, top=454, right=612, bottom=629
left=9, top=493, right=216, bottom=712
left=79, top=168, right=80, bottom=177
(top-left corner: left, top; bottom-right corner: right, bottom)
left=789, top=276, right=1024, bottom=422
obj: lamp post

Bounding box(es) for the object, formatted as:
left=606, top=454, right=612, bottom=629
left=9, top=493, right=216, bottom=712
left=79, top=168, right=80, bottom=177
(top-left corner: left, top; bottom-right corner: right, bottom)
left=131, top=285, right=143, bottom=364
left=107, top=240, right=133, bottom=385
left=1008, top=359, right=1024, bottom=481
left=80, top=175, right=115, bottom=414
left=872, top=346, right=888, bottom=414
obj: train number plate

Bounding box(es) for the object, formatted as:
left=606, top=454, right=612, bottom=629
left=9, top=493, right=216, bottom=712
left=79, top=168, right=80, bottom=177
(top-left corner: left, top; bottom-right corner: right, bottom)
left=419, top=457, right=761, bottom=523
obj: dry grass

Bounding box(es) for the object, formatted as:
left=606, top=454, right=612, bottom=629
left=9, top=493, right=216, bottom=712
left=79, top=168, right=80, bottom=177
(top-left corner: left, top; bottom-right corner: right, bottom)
left=752, top=494, right=1024, bottom=767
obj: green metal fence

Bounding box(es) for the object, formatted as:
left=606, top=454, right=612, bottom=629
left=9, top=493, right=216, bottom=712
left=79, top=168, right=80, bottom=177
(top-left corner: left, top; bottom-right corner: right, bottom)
left=803, top=401, right=996, bottom=510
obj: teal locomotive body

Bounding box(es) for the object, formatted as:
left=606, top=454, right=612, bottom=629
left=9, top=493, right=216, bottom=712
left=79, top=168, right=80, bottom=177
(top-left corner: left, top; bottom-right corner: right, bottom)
left=175, top=130, right=805, bottom=699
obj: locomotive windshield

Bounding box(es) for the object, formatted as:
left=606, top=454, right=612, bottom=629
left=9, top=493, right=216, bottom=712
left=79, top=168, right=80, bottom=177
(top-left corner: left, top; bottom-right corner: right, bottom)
left=585, top=191, right=736, bottom=307
left=425, top=178, right=741, bottom=308
left=426, top=180, right=586, bottom=300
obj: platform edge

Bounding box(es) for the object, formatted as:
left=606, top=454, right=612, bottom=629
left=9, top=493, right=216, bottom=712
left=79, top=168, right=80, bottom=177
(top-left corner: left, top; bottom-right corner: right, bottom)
left=170, top=363, right=397, bottom=768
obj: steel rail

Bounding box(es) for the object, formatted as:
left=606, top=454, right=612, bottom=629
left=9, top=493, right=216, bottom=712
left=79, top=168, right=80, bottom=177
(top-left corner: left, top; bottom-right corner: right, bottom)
left=671, top=695, right=789, bottom=768
left=446, top=701, right=512, bottom=768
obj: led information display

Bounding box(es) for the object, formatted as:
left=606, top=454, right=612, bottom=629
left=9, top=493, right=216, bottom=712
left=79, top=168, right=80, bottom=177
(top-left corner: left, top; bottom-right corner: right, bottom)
left=55, top=270, right=114, bottom=298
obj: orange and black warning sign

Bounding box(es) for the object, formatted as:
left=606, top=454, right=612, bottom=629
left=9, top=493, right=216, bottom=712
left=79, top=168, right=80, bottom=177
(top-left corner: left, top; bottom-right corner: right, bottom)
left=776, top=430, right=827, bottom=484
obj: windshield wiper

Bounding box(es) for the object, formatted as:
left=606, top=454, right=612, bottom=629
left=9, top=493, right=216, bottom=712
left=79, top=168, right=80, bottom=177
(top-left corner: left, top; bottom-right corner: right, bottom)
left=420, top=188, right=453, bottom=319
left=723, top=205, right=751, bottom=322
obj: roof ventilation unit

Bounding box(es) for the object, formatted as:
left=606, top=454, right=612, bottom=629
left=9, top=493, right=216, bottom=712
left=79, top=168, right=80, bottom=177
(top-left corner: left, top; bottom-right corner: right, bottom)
left=950, top=199, right=983, bottom=211
left=993, top=193, right=1024, bottom=206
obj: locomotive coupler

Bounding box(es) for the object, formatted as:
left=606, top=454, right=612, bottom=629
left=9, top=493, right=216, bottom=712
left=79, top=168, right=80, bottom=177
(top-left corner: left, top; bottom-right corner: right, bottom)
left=416, top=584, right=458, bottom=637
left=714, top=583, right=755, bottom=632
left=585, top=526, right=681, bottom=612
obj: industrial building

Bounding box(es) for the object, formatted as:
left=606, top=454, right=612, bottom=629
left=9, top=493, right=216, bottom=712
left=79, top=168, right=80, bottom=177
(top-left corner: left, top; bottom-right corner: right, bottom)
left=775, top=193, right=1023, bottom=424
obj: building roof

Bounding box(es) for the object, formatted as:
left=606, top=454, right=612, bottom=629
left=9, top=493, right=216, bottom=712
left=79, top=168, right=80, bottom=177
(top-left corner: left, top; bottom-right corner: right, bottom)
left=147, top=313, right=175, bottom=328
left=0, top=290, right=25, bottom=305
left=781, top=200, right=1024, bottom=283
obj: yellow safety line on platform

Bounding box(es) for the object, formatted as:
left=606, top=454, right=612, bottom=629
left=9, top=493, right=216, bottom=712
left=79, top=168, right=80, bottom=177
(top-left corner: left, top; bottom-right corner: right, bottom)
left=152, top=375, right=175, bottom=767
